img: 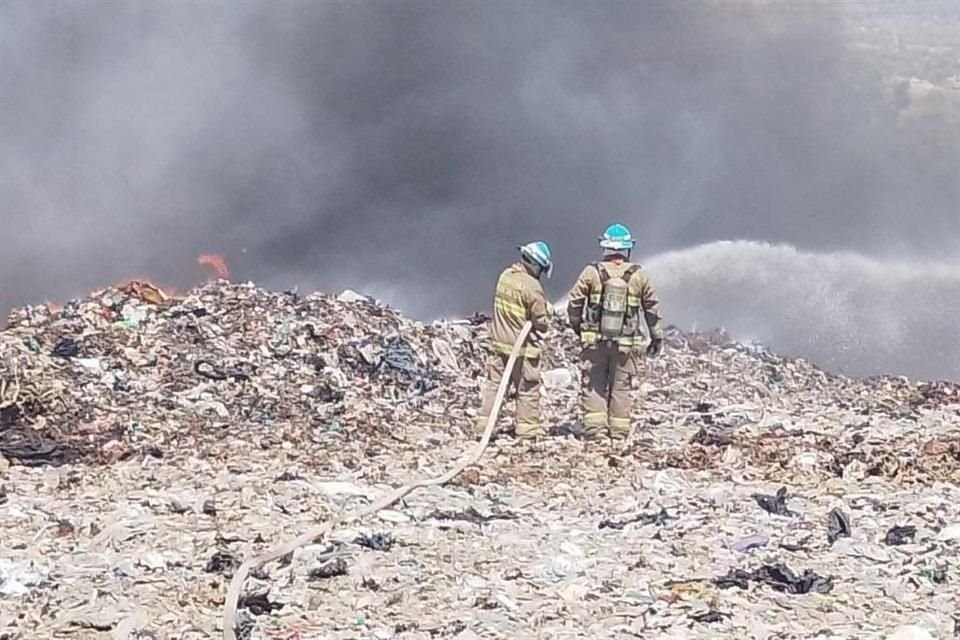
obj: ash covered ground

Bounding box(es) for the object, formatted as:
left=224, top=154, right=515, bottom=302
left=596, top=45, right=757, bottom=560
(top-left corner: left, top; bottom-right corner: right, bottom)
left=1, top=281, right=959, bottom=640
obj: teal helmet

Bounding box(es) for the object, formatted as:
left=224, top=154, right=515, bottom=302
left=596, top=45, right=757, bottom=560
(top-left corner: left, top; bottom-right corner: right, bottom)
left=518, top=241, right=553, bottom=278
left=599, top=223, right=635, bottom=251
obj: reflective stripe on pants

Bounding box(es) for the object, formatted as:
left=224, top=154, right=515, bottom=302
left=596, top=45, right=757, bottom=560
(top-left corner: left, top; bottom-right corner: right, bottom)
left=515, top=420, right=544, bottom=439
left=474, top=351, right=543, bottom=438
left=609, top=416, right=632, bottom=438
left=583, top=411, right=608, bottom=428
left=579, top=342, right=637, bottom=437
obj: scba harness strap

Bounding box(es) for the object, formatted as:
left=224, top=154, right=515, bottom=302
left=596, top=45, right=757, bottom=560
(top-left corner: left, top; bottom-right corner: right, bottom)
left=581, top=263, right=643, bottom=349
left=595, top=263, right=640, bottom=284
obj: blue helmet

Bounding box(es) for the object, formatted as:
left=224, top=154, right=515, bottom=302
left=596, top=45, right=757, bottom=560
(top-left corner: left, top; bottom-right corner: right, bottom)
left=599, top=223, right=635, bottom=251
left=518, top=241, right=553, bottom=278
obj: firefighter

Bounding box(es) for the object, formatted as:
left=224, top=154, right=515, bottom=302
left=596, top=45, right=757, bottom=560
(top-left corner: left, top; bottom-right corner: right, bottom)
left=474, top=241, right=553, bottom=440
left=566, top=223, right=663, bottom=440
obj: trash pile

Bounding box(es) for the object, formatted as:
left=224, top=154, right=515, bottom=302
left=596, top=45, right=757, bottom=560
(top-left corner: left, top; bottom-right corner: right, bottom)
left=1, top=281, right=959, bottom=639
left=0, top=282, right=487, bottom=467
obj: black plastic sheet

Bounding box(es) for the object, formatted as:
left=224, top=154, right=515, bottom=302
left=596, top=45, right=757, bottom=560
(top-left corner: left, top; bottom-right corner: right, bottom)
left=827, top=508, right=852, bottom=545
left=714, top=563, right=833, bottom=594
left=884, top=525, right=917, bottom=546
left=752, top=487, right=798, bottom=517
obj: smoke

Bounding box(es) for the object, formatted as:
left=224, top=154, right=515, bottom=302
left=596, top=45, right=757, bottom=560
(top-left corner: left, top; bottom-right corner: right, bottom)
left=2, top=1, right=959, bottom=379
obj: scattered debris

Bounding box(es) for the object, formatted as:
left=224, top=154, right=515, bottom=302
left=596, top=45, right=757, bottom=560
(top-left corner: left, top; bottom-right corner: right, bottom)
left=425, top=506, right=517, bottom=526
left=937, top=524, right=960, bottom=542
left=425, top=620, right=467, bottom=637
left=752, top=487, right=798, bottom=517
left=354, top=532, right=395, bottom=551
left=238, top=592, right=283, bottom=615
left=885, top=525, right=917, bottom=546
left=50, top=338, right=80, bottom=359
left=827, top=508, right=852, bottom=544
left=886, top=625, right=935, bottom=640
left=205, top=551, right=240, bottom=575
left=690, top=426, right=735, bottom=447
left=0, top=559, right=46, bottom=596
left=918, top=566, right=948, bottom=584
left=690, top=610, right=732, bottom=624
left=714, top=563, right=833, bottom=594
left=1, top=280, right=959, bottom=638
left=730, top=533, right=769, bottom=553
left=599, top=507, right=676, bottom=529
left=308, top=557, right=348, bottom=580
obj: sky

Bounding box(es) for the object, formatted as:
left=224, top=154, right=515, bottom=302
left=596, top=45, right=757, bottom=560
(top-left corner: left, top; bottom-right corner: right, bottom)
left=2, top=0, right=959, bottom=379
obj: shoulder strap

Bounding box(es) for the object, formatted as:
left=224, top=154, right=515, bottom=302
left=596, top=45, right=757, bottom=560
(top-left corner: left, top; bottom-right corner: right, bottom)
left=595, top=263, right=610, bottom=284
left=624, top=264, right=641, bottom=281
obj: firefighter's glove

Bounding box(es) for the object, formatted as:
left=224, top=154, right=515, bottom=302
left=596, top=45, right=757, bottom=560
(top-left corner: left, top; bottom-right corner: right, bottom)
left=646, top=337, right=663, bottom=358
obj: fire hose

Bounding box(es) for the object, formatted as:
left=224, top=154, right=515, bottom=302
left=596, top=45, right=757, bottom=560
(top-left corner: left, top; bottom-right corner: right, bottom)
left=221, top=320, right=534, bottom=640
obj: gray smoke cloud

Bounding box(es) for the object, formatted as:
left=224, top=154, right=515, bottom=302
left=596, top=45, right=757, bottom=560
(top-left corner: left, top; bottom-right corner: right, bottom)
left=2, top=0, right=959, bottom=379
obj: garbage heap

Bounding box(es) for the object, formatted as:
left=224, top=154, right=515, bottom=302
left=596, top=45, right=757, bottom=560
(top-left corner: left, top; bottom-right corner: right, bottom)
left=1, top=280, right=958, bottom=482
left=0, top=282, right=493, bottom=467
left=2, top=281, right=960, bottom=640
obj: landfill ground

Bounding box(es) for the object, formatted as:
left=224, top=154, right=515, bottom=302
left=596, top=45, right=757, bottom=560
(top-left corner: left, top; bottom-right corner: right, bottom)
left=2, top=282, right=960, bottom=640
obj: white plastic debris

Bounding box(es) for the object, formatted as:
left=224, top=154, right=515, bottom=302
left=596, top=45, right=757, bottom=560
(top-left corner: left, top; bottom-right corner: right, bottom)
left=337, top=289, right=369, bottom=303
left=886, top=625, right=935, bottom=640
left=549, top=556, right=573, bottom=578
left=120, top=304, right=148, bottom=327
left=496, top=593, right=519, bottom=611
left=542, top=368, right=575, bottom=389
left=431, top=338, right=460, bottom=371
left=0, top=559, right=45, bottom=596
left=313, top=482, right=376, bottom=497
left=377, top=509, right=409, bottom=523
left=936, top=524, right=960, bottom=541
left=76, top=357, right=102, bottom=373
left=135, top=553, right=166, bottom=571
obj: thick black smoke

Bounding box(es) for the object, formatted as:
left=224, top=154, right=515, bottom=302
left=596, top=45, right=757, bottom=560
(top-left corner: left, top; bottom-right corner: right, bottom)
left=2, top=1, right=959, bottom=379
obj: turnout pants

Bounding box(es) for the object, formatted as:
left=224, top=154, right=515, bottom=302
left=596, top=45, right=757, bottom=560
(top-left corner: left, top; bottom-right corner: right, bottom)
left=474, top=352, right=544, bottom=439
left=580, top=342, right=638, bottom=439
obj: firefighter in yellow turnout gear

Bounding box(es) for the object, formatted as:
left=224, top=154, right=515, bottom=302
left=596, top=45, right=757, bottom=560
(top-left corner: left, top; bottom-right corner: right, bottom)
left=566, top=224, right=663, bottom=439
left=474, top=241, right=553, bottom=439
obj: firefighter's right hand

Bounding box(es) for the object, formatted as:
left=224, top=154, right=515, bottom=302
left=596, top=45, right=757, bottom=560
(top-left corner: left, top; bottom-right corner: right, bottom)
left=646, top=337, right=663, bottom=358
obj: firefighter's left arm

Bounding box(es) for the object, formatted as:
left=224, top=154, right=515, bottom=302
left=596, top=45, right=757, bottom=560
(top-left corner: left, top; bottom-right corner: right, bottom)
left=636, top=274, right=664, bottom=339
left=525, top=285, right=551, bottom=335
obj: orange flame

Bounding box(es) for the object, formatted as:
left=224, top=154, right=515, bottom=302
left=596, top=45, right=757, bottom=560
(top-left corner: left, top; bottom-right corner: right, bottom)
left=197, top=254, right=229, bottom=281
left=35, top=253, right=227, bottom=311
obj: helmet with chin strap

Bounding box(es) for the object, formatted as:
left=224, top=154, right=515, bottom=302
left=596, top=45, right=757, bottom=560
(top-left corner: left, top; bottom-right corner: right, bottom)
left=518, top=241, right=553, bottom=279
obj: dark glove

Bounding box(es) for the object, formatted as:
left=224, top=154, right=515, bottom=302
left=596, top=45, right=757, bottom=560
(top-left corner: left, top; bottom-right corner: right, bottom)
left=646, top=337, right=663, bottom=358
